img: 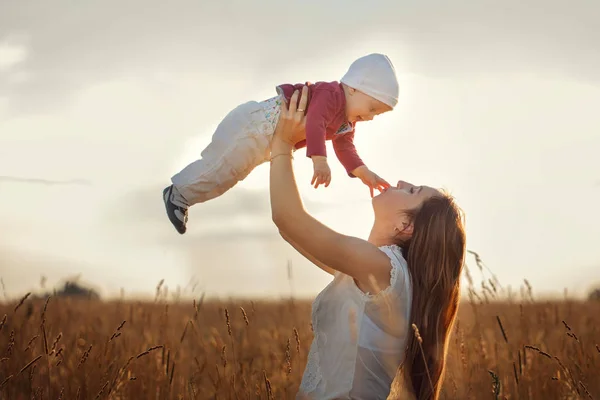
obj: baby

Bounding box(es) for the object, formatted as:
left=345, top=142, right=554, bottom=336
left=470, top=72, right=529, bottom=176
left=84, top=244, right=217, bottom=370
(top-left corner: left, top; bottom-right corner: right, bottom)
left=164, top=53, right=399, bottom=234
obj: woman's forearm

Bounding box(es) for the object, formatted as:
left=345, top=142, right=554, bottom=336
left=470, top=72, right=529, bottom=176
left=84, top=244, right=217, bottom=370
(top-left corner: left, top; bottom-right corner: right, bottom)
left=269, top=139, right=305, bottom=229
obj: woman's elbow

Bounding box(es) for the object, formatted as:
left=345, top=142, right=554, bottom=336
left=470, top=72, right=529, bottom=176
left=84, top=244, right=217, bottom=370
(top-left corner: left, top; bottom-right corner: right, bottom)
left=271, top=211, right=287, bottom=231
left=274, top=219, right=293, bottom=244
left=272, top=210, right=296, bottom=235
left=277, top=228, right=291, bottom=244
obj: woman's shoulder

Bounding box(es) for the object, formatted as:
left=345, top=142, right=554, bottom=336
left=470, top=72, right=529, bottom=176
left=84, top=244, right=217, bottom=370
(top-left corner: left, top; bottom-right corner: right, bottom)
left=375, top=244, right=411, bottom=295
left=331, top=244, right=411, bottom=299
left=377, top=244, right=406, bottom=266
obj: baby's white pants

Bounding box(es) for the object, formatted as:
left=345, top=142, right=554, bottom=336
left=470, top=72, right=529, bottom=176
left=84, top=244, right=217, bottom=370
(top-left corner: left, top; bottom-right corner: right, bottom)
left=171, top=95, right=282, bottom=205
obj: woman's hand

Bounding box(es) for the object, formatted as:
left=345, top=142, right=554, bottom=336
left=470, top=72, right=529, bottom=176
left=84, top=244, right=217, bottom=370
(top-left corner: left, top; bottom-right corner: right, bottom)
left=271, top=86, right=309, bottom=155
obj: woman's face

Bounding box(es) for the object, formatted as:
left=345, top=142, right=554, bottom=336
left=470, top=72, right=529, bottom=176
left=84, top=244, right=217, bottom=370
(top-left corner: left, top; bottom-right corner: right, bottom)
left=372, top=180, right=440, bottom=218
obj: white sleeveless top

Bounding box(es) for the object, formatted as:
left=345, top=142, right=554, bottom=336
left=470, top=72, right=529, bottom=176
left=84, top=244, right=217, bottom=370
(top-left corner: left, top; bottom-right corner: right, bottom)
left=297, top=245, right=413, bottom=400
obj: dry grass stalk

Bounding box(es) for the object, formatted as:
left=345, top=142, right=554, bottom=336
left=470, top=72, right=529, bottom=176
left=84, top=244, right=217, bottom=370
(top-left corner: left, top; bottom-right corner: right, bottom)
left=496, top=316, right=508, bottom=343
left=180, top=320, right=191, bottom=343
left=221, top=345, right=227, bottom=368
left=263, top=370, right=273, bottom=400
left=155, top=279, right=165, bottom=302
left=24, top=334, right=39, bottom=352
left=50, top=332, right=62, bottom=353
left=169, top=362, right=176, bottom=386
left=94, top=381, right=109, bottom=399
left=18, top=354, right=42, bottom=374
left=240, top=306, right=249, bottom=326
left=579, top=381, right=593, bottom=399
left=224, top=308, right=232, bottom=337
left=285, top=338, right=292, bottom=375
left=224, top=307, right=238, bottom=385
left=136, top=345, right=163, bottom=359
left=0, top=314, right=7, bottom=331
left=40, top=321, right=48, bottom=355
left=6, top=330, right=15, bottom=356
left=13, top=292, right=31, bottom=313
left=77, top=345, right=92, bottom=367
left=0, top=375, right=13, bottom=388
left=488, top=370, right=501, bottom=399
left=412, top=323, right=435, bottom=395
left=525, top=345, right=552, bottom=359
left=293, top=328, right=300, bottom=354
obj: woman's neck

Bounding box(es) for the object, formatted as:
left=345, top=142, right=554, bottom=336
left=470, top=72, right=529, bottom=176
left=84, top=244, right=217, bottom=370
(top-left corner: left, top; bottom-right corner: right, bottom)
left=368, top=222, right=396, bottom=247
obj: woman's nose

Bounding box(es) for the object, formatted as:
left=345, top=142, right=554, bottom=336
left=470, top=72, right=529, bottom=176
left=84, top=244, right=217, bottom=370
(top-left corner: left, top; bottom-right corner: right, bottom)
left=397, top=180, right=412, bottom=189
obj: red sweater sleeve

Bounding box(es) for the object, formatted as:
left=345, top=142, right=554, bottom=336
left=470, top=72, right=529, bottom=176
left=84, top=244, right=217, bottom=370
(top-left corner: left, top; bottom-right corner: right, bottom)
left=332, top=131, right=365, bottom=177
left=304, top=89, right=339, bottom=159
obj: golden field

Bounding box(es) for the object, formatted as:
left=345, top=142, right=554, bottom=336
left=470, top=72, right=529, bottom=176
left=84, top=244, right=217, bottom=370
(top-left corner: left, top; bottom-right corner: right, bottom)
left=0, top=282, right=599, bottom=399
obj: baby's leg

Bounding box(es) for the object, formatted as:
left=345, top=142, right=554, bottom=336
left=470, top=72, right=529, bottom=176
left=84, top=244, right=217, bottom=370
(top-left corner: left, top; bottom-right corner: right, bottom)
left=171, top=100, right=274, bottom=205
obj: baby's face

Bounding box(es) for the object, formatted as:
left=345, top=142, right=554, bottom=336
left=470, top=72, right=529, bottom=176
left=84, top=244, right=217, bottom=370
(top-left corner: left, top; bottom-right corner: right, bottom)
left=345, top=88, right=392, bottom=123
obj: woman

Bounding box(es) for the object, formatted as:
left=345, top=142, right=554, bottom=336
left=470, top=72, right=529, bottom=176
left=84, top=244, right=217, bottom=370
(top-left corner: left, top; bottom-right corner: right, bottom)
left=269, top=86, right=467, bottom=400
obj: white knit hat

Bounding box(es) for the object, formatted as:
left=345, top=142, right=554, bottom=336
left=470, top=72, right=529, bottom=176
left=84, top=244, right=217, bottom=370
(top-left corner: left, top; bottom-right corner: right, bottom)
left=340, top=53, right=399, bottom=108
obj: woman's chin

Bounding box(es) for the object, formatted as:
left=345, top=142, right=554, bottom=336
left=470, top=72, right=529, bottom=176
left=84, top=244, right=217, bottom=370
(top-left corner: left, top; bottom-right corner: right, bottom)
left=376, top=187, right=390, bottom=197
left=372, top=190, right=385, bottom=202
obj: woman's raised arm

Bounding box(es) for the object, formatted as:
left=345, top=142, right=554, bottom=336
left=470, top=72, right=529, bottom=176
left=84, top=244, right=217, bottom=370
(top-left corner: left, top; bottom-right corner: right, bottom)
left=269, top=87, right=392, bottom=293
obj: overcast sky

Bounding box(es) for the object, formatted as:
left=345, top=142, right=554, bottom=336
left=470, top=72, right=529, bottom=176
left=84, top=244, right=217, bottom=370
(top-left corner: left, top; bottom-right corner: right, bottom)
left=1, top=0, right=599, bottom=300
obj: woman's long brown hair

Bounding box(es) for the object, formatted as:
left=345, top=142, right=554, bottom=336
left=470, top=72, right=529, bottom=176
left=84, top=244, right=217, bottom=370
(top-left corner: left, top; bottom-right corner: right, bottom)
left=398, top=194, right=466, bottom=399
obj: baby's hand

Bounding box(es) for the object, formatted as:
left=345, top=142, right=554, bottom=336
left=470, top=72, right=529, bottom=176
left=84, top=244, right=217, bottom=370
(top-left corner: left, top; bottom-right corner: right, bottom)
left=311, top=156, right=331, bottom=189
left=352, top=166, right=391, bottom=198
